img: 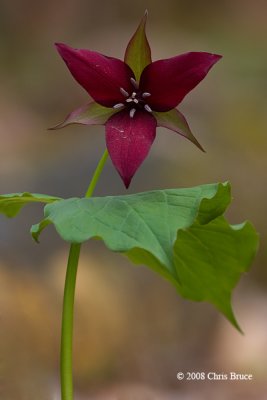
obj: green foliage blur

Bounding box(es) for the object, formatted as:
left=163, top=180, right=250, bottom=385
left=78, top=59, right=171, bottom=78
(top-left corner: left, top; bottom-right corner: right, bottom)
left=1, top=1, right=266, bottom=399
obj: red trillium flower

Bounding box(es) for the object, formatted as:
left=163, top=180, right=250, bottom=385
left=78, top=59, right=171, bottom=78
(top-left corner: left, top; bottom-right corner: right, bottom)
left=52, top=11, right=221, bottom=188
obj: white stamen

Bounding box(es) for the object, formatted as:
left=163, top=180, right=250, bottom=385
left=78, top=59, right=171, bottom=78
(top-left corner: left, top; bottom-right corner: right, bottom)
left=144, top=104, right=152, bottom=113
left=129, top=108, right=136, bottom=118
left=113, top=103, right=125, bottom=109
left=126, top=98, right=133, bottom=103
left=132, top=92, right=137, bottom=98
left=133, top=99, right=139, bottom=104
left=142, top=92, right=151, bottom=98
left=130, top=77, right=139, bottom=89
left=120, top=87, right=129, bottom=97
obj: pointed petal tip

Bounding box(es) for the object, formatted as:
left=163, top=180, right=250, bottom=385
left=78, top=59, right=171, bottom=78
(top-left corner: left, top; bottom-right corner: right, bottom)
left=208, top=53, right=222, bottom=67
left=213, top=53, right=223, bottom=61
left=140, top=51, right=223, bottom=111
left=106, top=110, right=156, bottom=190
left=123, top=177, right=132, bottom=189
left=54, top=42, right=66, bottom=51
left=54, top=43, right=134, bottom=107
left=54, top=42, right=70, bottom=57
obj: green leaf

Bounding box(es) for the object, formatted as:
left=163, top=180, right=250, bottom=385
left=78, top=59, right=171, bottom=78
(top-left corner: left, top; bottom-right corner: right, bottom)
left=173, top=217, right=259, bottom=331
left=154, top=108, right=205, bottom=152
left=31, top=182, right=259, bottom=329
left=0, top=193, right=61, bottom=217
left=49, top=101, right=117, bottom=130
left=31, top=219, right=52, bottom=243
left=197, top=182, right=231, bottom=224
left=32, top=183, right=230, bottom=267
left=124, top=10, right=152, bottom=82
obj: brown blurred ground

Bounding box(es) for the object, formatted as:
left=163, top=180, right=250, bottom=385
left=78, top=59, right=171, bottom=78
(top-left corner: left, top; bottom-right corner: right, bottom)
left=1, top=1, right=267, bottom=399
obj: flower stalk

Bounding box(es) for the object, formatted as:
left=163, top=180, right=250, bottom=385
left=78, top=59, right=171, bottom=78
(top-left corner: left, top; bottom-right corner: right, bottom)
left=60, top=243, right=81, bottom=400
left=60, top=149, right=109, bottom=400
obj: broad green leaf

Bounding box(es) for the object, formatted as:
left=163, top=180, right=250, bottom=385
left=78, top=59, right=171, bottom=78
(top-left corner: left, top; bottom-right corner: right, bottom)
left=31, top=182, right=258, bottom=328
left=173, top=217, right=259, bottom=331
left=49, top=101, right=117, bottom=130
left=124, top=10, right=152, bottom=82
left=32, top=183, right=230, bottom=271
left=0, top=193, right=61, bottom=218
left=197, top=182, right=231, bottom=224
left=154, top=109, right=205, bottom=152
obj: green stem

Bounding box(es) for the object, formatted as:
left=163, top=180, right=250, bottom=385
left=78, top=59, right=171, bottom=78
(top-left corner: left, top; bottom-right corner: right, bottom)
left=60, top=243, right=81, bottom=400
left=60, top=148, right=109, bottom=400
left=85, top=149, right=109, bottom=198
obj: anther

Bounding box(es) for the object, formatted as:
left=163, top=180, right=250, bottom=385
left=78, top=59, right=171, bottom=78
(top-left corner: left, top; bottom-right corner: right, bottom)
left=113, top=103, right=125, bottom=109
left=120, top=87, right=129, bottom=97
left=129, top=108, right=136, bottom=118
left=130, top=77, right=139, bottom=89
left=133, top=99, right=139, bottom=104
left=142, top=92, right=151, bottom=98
left=126, top=98, right=133, bottom=103
left=144, top=104, right=152, bottom=113
left=132, top=92, right=137, bottom=98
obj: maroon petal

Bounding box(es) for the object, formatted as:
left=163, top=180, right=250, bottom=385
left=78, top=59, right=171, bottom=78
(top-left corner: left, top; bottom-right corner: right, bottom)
left=55, top=43, right=134, bottom=107
left=139, top=52, right=222, bottom=111
left=106, top=110, right=157, bottom=188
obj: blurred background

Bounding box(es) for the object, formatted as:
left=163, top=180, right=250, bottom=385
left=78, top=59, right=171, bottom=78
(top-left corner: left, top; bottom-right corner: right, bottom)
left=1, top=0, right=267, bottom=399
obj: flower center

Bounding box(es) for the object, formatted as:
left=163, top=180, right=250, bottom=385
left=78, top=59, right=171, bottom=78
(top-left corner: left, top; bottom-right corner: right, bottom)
left=113, top=78, right=152, bottom=118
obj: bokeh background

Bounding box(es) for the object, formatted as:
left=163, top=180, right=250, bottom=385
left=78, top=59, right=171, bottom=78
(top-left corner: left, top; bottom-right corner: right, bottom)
left=1, top=1, right=267, bottom=399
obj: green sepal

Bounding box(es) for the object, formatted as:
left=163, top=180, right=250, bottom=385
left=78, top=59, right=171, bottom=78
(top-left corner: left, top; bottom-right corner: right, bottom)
left=0, top=193, right=61, bottom=218
left=49, top=101, right=117, bottom=130
left=154, top=108, right=205, bottom=152
left=124, top=10, right=152, bottom=82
